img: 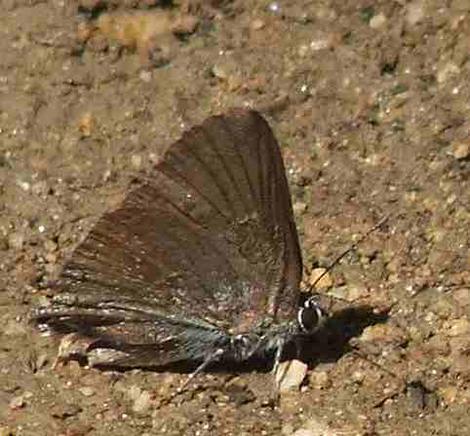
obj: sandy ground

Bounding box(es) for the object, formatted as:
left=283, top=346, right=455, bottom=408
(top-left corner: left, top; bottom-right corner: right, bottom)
left=2, top=1, right=470, bottom=435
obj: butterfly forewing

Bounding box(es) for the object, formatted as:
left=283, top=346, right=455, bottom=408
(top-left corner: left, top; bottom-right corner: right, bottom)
left=36, top=109, right=302, bottom=366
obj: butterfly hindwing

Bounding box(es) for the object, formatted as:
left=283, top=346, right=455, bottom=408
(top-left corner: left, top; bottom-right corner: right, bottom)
left=34, top=109, right=302, bottom=366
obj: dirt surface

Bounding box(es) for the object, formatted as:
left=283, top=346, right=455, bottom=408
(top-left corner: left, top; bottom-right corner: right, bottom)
left=2, top=1, right=470, bottom=435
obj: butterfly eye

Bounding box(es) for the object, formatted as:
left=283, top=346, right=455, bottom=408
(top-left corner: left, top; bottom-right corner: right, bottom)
left=297, top=298, right=326, bottom=333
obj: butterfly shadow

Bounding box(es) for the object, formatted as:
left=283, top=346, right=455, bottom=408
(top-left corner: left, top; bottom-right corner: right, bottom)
left=298, top=304, right=390, bottom=367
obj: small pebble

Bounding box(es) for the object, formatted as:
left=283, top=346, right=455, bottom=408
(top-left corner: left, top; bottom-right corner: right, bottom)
left=224, top=381, right=255, bottom=405
left=436, top=62, right=460, bottom=84
left=308, top=268, right=333, bottom=289
left=212, top=62, right=233, bottom=81
left=292, top=417, right=335, bottom=436
left=310, top=37, right=330, bottom=51
left=345, top=284, right=369, bottom=300
left=78, top=112, right=94, bottom=137
left=450, top=354, right=470, bottom=377
left=133, top=390, right=152, bottom=414
left=293, top=201, right=307, bottom=214
left=351, top=370, right=365, bottom=383
left=452, top=288, right=470, bottom=307
left=17, top=180, right=31, bottom=192
left=51, top=403, right=82, bottom=419
left=424, top=334, right=450, bottom=355
left=358, top=323, right=407, bottom=344
left=44, top=239, right=57, bottom=253
left=32, top=180, right=48, bottom=196
left=327, top=284, right=368, bottom=301
left=9, top=395, right=26, bottom=410
left=451, top=142, right=470, bottom=160
left=34, top=353, right=49, bottom=371
left=4, top=318, right=28, bottom=337
left=439, top=386, right=458, bottom=405
left=369, top=13, right=387, bottom=29
left=128, top=385, right=153, bottom=414
left=445, top=318, right=470, bottom=337
left=282, top=423, right=294, bottom=435
left=276, top=359, right=308, bottom=393
left=7, top=232, right=24, bottom=250
left=251, top=19, right=265, bottom=31
left=139, top=70, right=152, bottom=83
left=293, top=430, right=315, bottom=436
left=78, top=386, right=95, bottom=397
left=309, top=370, right=330, bottom=389
left=406, top=1, right=425, bottom=25
left=77, top=20, right=93, bottom=42
left=131, top=154, right=143, bottom=169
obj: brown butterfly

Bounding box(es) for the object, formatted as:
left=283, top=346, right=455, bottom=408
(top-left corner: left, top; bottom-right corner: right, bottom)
left=33, top=109, right=325, bottom=381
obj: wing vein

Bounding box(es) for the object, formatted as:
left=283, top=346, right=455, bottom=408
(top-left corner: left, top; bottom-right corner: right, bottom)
left=178, top=135, right=237, bottom=218
left=158, top=154, right=230, bottom=223
left=202, top=119, right=252, bottom=216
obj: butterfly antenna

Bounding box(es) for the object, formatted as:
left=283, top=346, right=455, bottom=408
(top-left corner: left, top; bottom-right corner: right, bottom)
left=350, top=346, right=399, bottom=379
left=306, top=213, right=391, bottom=297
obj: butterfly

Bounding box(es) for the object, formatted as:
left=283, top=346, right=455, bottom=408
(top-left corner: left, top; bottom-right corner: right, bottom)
left=33, top=109, right=326, bottom=384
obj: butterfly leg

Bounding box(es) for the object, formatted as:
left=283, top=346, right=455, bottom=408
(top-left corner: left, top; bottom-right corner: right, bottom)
left=177, top=347, right=225, bottom=394
left=272, top=337, right=288, bottom=390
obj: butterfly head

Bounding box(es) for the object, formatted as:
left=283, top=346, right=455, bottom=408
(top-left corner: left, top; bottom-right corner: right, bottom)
left=297, top=296, right=327, bottom=334
left=224, top=296, right=327, bottom=363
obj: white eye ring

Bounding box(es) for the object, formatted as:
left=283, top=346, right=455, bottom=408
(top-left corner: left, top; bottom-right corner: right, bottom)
left=297, top=298, right=325, bottom=333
